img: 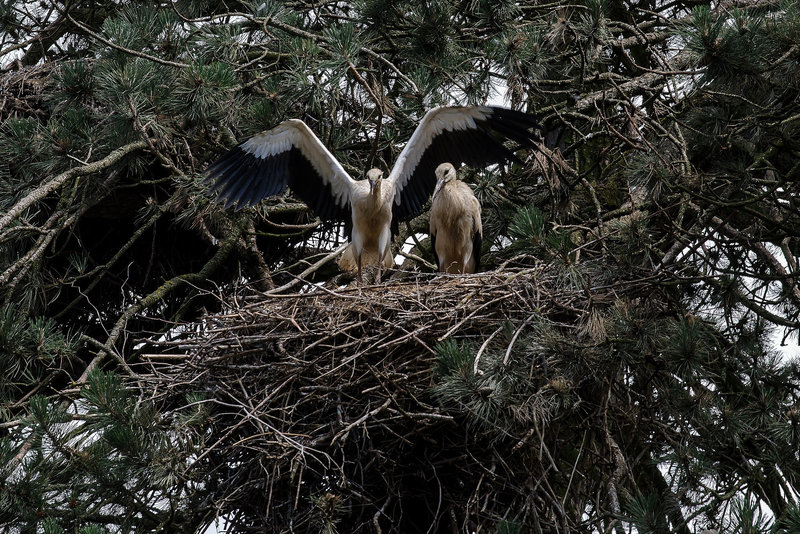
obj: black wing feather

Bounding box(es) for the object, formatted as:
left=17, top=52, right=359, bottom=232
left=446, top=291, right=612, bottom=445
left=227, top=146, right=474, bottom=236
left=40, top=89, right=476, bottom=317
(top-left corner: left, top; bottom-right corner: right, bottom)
left=393, top=106, right=539, bottom=222
left=203, top=147, right=249, bottom=183
left=204, top=145, right=291, bottom=209
left=472, top=227, right=482, bottom=273
left=217, top=158, right=262, bottom=209
left=226, top=157, right=265, bottom=209
left=204, top=143, right=351, bottom=230
left=431, top=231, right=439, bottom=271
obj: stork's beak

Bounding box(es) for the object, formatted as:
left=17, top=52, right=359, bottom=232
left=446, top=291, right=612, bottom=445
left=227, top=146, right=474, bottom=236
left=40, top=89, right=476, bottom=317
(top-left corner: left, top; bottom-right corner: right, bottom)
left=433, top=176, right=445, bottom=198
left=369, top=179, right=377, bottom=195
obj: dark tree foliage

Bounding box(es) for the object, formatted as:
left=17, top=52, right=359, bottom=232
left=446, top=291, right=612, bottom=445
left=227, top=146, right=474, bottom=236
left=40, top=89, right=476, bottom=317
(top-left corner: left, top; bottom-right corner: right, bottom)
left=1, top=0, right=799, bottom=532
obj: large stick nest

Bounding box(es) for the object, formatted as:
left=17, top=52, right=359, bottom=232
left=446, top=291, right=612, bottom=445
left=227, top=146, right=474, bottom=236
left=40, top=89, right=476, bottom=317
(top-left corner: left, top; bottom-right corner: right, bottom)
left=0, top=63, right=52, bottom=123
left=142, top=266, right=641, bottom=533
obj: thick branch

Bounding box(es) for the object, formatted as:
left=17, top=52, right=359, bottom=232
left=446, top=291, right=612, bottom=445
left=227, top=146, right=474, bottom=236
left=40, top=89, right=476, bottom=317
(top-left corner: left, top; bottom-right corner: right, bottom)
left=0, top=140, right=148, bottom=234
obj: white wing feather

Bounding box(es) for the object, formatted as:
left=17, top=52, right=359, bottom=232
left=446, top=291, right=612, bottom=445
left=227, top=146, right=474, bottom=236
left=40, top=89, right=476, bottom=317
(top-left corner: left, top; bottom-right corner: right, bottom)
left=241, top=119, right=356, bottom=208
left=387, top=106, right=492, bottom=200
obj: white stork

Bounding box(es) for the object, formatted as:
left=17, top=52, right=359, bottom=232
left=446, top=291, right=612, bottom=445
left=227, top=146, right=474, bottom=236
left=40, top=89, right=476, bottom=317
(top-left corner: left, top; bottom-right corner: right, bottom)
left=203, top=106, right=537, bottom=283
left=429, top=163, right=483, bottom=274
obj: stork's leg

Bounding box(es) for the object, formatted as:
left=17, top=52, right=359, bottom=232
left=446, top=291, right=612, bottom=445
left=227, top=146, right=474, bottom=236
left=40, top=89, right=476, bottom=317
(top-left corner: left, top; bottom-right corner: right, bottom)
left=357, top=252, right=363, bottom=284
left=375, top=228, right=391, bottom=284
left=462, top=243, right=472, bottom=274
left=376, top=246, right=386, bottom=284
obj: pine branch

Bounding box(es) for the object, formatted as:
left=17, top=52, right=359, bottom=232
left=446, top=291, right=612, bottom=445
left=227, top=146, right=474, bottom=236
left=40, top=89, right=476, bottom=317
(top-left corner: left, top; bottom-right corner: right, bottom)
left=53, top=206, right=164, bottom=320
left=65, top=13, right=189, bottom=69
left=0, top=140, right=148, bottom=234
left=77, top=216, right=247, bottom=384
left=0, top=209, right=70, bottom=289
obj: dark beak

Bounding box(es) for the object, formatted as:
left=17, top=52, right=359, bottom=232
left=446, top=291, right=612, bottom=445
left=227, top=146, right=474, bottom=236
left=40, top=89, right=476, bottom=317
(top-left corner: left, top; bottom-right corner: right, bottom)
left=369, top=179, right=377, bottom=195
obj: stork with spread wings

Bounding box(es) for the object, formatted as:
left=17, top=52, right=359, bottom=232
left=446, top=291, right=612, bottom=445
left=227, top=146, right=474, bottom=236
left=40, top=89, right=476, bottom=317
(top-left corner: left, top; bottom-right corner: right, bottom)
left=204, top=106, right=538, bottom=282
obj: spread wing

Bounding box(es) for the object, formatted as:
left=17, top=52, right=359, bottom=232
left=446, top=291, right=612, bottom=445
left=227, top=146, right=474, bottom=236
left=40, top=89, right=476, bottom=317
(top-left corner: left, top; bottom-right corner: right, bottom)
left=387, top=106, right=539, bottom=223
left=203, top=119, right=355, bottom=224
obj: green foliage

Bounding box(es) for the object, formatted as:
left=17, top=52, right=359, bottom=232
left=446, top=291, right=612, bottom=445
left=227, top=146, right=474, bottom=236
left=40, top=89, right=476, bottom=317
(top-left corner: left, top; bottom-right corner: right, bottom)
left=95, top=58, right=170, bottom=127
left=508, top=204, right=546, bottom=243
left=660, top=317, right=718, bottom=378
left=323, top=23, right=361, bottom=62
left=776, top=503, right=800, bottom=533
left=576, top=0, right=611, bottom=54
left=489, top=25, right=550, bottom=90
left=495, top=518, right=523, bottom=534
left=605, top=211, right=655, bottom=270
left=51, top=60, right=95, bottom=106
left=173, top=62, right=238, bottom=126
left=192, top=22, right=248, bottom=64
left=411, top=1, right=457, bottom=60
left=42, top=517, right=65, bottom=534
left=432, top=328, right=563, bottom=433
left=28, top=394, right=70, bottom=426
left=242, top=93, right=281, bottom=135
left=0, top=304, right=26, bottom=355
left=729, top=495, right=773, bottom=533
left=479, top=0, right=521, bottom=26
left=433, top=337, right=474, bottom=378
left=82, top=369, right=127, bottom=414
left=686, top=6, right=768, bottom=86
left=1, top=369, right=210, bottom=531
left=621, top=493, right=670, bottom=534
left=100, top=6, right=181, bottom=62
left=0, top=306, right=78, bottom=421
left=0, top=117, right=54, bottom=182
left=507, top=204, right=574, bottom=264
left=358, top=0, right=403, bottom=28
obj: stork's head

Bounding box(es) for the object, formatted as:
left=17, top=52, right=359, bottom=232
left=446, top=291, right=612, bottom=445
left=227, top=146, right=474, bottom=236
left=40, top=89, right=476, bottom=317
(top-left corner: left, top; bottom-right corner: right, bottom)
left=366, top=168, right=383, bottom=196
left=433, top=163, right=457, bottom=198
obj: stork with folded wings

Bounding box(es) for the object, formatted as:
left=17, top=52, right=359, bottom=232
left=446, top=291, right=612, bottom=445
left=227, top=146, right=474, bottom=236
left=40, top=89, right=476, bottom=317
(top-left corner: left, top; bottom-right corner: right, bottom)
left=429, top=162, right=483, bottom=274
